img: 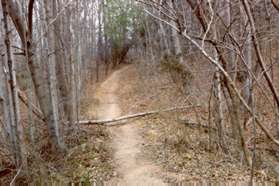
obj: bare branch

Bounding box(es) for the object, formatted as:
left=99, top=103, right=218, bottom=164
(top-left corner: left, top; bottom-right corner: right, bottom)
left=79, top=106, right=200, bottom=126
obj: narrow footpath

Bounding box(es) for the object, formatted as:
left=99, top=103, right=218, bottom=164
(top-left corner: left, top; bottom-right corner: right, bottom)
left=93, top=66, right=165, bottom=185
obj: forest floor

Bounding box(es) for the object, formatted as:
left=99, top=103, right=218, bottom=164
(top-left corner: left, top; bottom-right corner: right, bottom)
left=2, top=61, right=278, bottom=185
left=1, top=62, right=277, bottom=185
left=75, top=63, right=278, bottom=184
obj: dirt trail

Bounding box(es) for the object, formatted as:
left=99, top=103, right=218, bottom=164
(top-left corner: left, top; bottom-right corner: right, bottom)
left=94, top=66, right=165, bottom=185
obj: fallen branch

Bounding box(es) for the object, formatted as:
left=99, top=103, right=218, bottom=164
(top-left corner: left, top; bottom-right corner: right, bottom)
left=9, top=165, right=22, bottom=186
left=79, top=105, right=200, bottom=126
left=18, top=90, right=45, bottom=122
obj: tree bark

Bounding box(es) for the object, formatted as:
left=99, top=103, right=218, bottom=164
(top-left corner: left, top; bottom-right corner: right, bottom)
left=1, top=0, right=24, bottom=167
left=53, top=0, right=74, bottom=126
left=158, top=0, right=170, bottom=55
left=5, top=0, right=65, bottom=153
left=170, top=1, right=184, bottom=65
left=43, top=0, right=65, bottom=152
left=213, top=23, right=226, bottom=152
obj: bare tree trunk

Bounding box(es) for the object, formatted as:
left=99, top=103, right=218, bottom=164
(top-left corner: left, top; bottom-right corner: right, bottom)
left=170, top=1, right=184, bottom=65
left=96, top=0, right=103, bottom=82
left=223, top=0, right=238, bottom=138
left=239, top=3, right=253, bottom=130
left=5, top=0, right=65, bottom=153
left=27, top=87, right=35, bottom=145
left=53, top=0, right=74, bottom=126
left=43, top=0, right=65, bottom=152
left=0, top=40, right=10, bottom=145
left=243, top=31, right=253, bottom=127
left=158, top=0, right=170, bottom=55
left=75, top=45, right=81, bottom=129
left=213, top=23, right=226, bottom=152
left=183, top=0, right=253, bottom=164
left=70, top=61, right=77, bottom=129
left=241, top=0, right=279, bottom=108
left=230, top=91, right=251, bottom=165
left=1, top=0, right=23, bottom=167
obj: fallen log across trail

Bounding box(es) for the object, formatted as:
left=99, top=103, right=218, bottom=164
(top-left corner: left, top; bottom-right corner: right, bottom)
left=78, top=105, right=200, bottom=126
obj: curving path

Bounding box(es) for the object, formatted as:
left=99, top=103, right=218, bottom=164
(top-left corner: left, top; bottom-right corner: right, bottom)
left=94, top=66, right=165, bottom=186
